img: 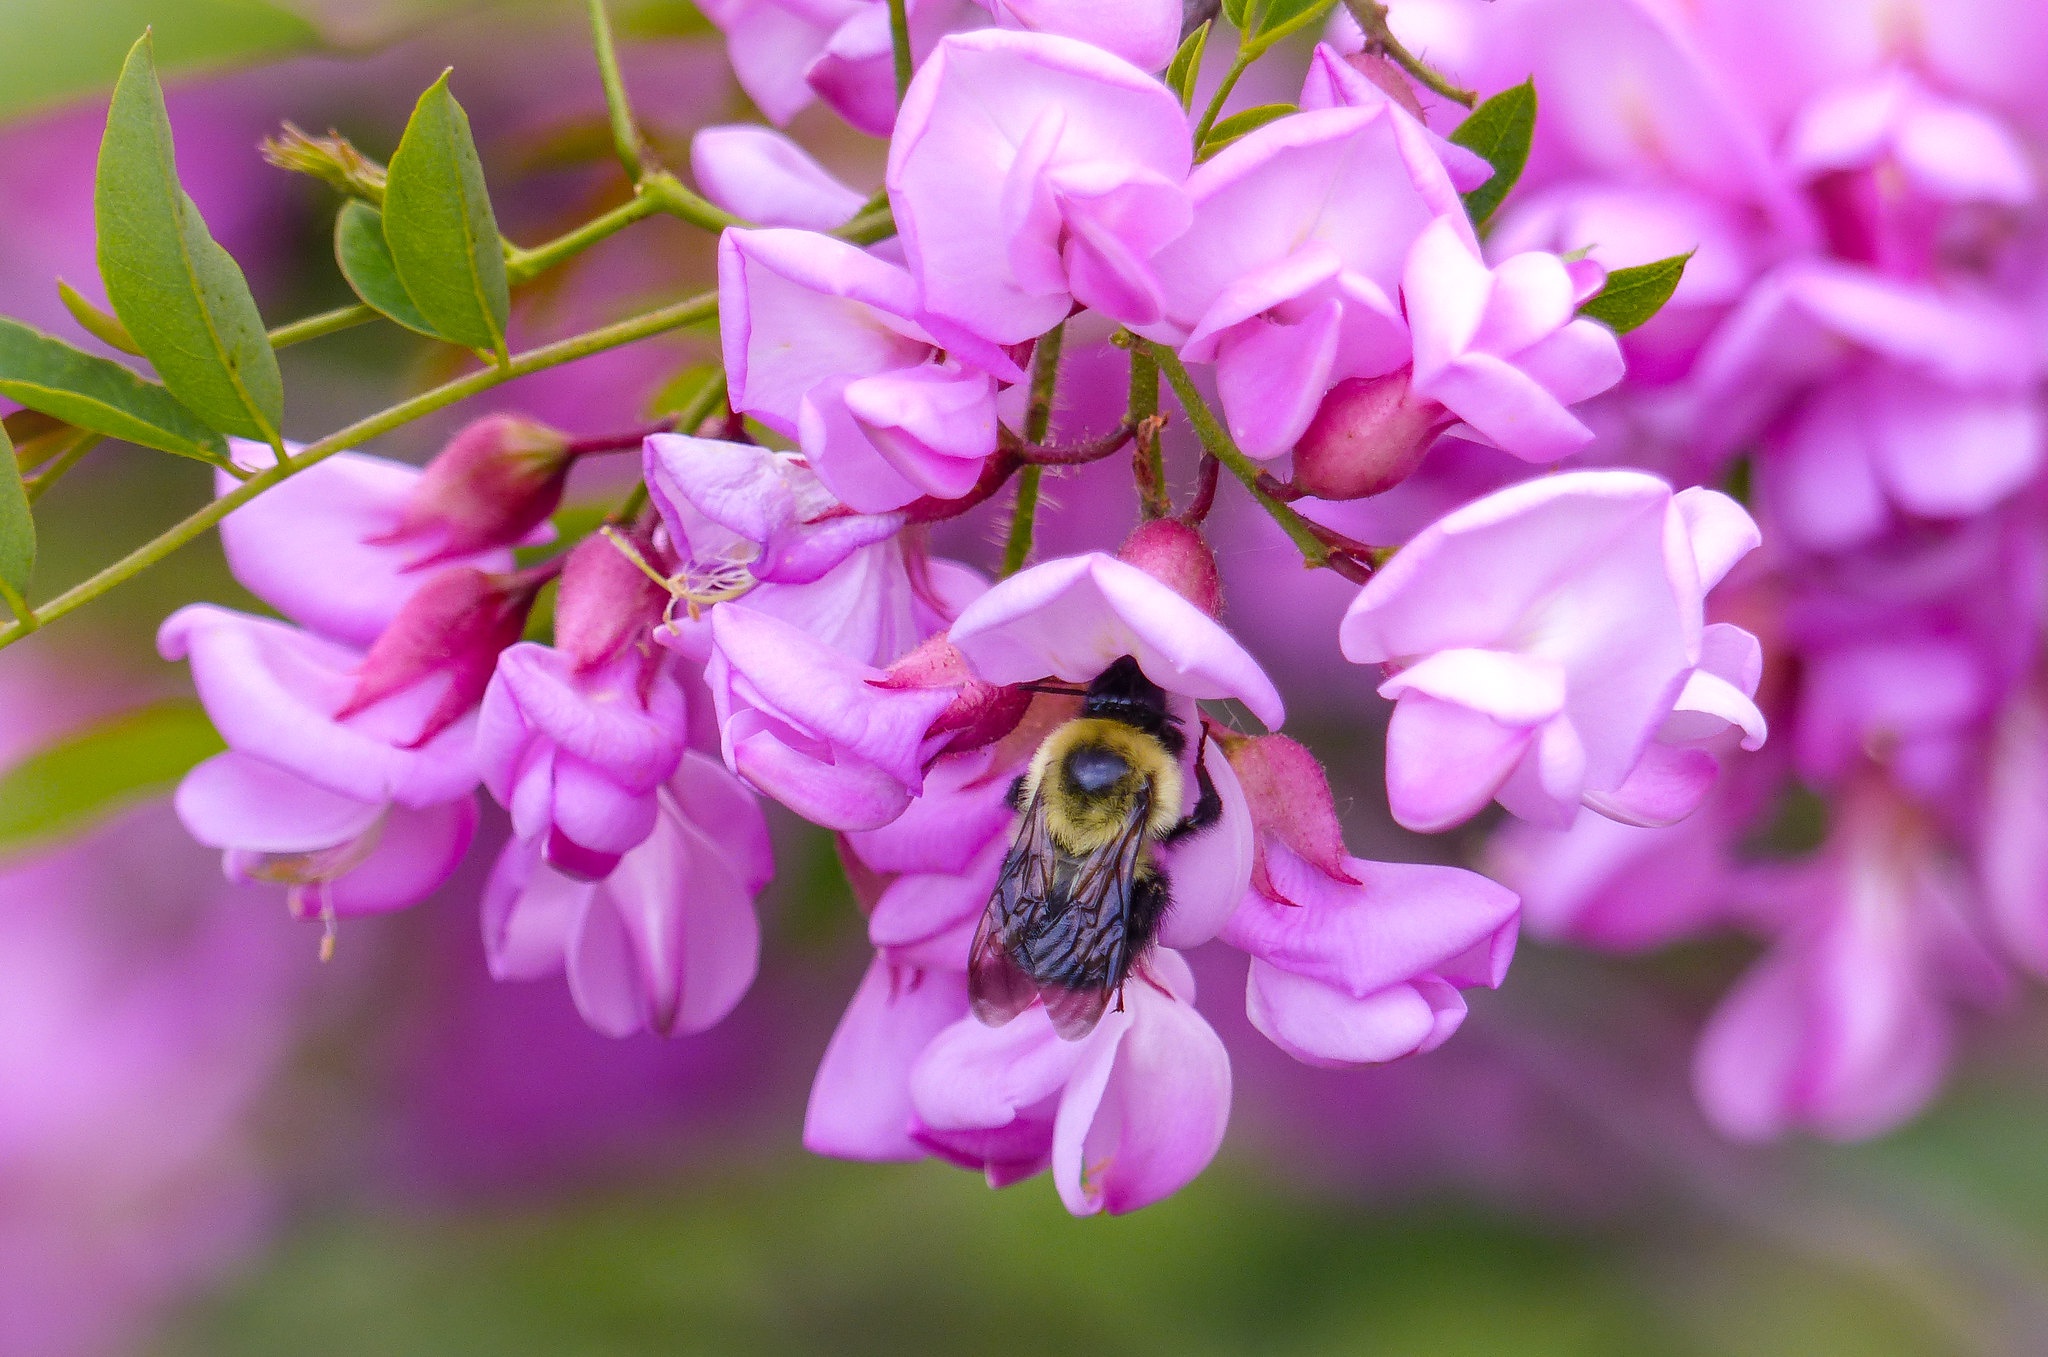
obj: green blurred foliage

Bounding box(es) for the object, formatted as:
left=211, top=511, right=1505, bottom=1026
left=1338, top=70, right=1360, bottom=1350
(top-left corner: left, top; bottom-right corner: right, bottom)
left=158, top=1155, right=1962, bottom=1357
left=0, top=0, right=318, bottom=121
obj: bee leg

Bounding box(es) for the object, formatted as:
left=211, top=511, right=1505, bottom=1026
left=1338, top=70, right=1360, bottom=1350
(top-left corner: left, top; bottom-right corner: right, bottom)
left=1161, top=753, right=1222, bottom=844
left=1004, top=775, right=1028, bottom=811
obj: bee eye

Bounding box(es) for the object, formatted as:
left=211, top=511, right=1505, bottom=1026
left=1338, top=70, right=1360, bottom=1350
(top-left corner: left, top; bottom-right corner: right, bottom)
left=1065, top=746, right=1129, bottom=793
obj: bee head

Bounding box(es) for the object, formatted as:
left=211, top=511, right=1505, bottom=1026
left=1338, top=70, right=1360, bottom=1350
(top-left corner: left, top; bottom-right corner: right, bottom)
left=1064, top=744, right=1132, bottom=794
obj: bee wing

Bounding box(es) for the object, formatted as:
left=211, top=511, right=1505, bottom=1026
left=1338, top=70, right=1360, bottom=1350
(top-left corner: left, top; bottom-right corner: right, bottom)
left=1032, top=792, right=1152, bottom=1041
left=967, top=783, right=1155, bottom=1042
left=968, top=791, right=1059, bottom=1029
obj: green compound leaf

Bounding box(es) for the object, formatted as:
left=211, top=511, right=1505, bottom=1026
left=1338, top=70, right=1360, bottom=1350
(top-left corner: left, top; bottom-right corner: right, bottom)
left=1200, top=102, right=1298, bottom=158
left=0, top=701, right=226, bottom=859
left=1448, top=78, right=1536, bottom=231
left=1167, top=21, right=1209, bottom=113
left=383, top=70, right=511, bottom=362
left=333, top=201, right=440, bottom=338
left=95, top=32, right=284, bottom=444
left=0, top=317, right=229, bottom=465
left=1579, top=251, right=1693, bottom=333
left=0, top=420, right=31, bottom=601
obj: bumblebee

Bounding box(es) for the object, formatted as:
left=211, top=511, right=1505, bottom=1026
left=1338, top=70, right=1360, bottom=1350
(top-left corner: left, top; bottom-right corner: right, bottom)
left=968, top=655, right=1222, bottom=1040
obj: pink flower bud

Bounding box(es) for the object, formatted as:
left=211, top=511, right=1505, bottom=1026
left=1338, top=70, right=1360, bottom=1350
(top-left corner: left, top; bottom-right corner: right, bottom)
left=873, top=633, right=1032, bottom=754
left=371, top=414, right=573, bottom=563
left=336, top=565, right=550, bottom=745
left=1224, top=734, right=1362, bottom=897
left=1291, top=369, right=1451, bottom=501
left=1116, top=518, right=1223, bottom=617
left=553, top=528, right=670, bottom=673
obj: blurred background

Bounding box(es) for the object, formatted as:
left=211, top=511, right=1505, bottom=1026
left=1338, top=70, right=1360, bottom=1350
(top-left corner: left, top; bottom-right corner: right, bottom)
left=2, top=2, right=2047, bottom=1353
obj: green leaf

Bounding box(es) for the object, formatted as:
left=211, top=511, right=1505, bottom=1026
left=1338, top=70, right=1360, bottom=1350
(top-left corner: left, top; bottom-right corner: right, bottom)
left=1200, top=103, right=1298, bottom=157
left=0, top=701, right=225, bottom=859
left=333, top=201, right=440, bottom=338
left=1248, top=0, right=1336, bottom=42
left=95, top=32, right=284, bottom=444
left=0, top=317, right=230, bottom=465
left=1166, top=21, right=1209, bottom=113
left=1448, top=79, right=1536, bottom=230
left=0, top=0, right=316, bottom=124
left=646, top=362, right=724, bottom=421
left=383, top=70, right=511, bottom=363
left=1578, top=251, right=1693, bottom=333
left=0, top=420, right=31, bottom=600
left=57, top=278, right=142, bottom=354
left=1221, top=0, right=1251, bottom=27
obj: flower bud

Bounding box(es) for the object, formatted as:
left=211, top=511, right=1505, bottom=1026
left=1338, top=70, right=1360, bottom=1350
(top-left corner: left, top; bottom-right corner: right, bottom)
left=553, top=528, right=670, bottom=672
left=874, top=633, right=1031, bottom=754
left=1223, top=734, right=1360, bottom=896
left=1291, top=369, right=1451, bottom=501
left=336, top=565, right=550, bottom=745
left=371, top=414, right=573, bottom=563
left=1117, top=518, right=1222, bottom=617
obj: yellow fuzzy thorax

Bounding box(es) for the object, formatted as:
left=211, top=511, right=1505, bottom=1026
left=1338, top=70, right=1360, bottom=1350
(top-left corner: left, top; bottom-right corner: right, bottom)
left=1022, top=718, right=1184, bottom=854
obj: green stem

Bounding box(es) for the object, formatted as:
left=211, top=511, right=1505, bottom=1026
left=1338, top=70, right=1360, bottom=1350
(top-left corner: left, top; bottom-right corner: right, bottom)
left=1340, top=0, right=1477, bottom=108
left=0, top=576, right=33, bottom=631
left=1193, top=46, right=1255, bottom=147
left=0, top=289, right=718, bottom=650
left=585, top=0, right=646, bottom=181
left=1002, top=323, right=1064, bottom=577
left=833, top=202, right=897, bottom=246
left=1136, top=337, right=1369, bottom=581
left=639, top=171, right=745, bottom=235
left=23, top=434, right=100, bottom=506
left=506, top=193, right=664, bottom=281
left=887, top=0, right=914, bottom=102
left=1128, top=345, right=1166, bottom=518
left=268, top=302, right=376, bottom=350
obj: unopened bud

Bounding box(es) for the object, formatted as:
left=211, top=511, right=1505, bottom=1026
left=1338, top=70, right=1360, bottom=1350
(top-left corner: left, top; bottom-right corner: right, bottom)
left=875, top=633, right=1031, bottom=754
left=336, top=565, right=551, bottom=745
left=261, top=123, right=388, bottom=206
left=1224, top=733, right=1361, bottom=896
left=554, top=528, right=670, bottom=672
left=1118, top=518, right=1222, bottom=617
left=372, top=414, right=573, bottom=564
left=1292, top=369, right=1451, bottom=500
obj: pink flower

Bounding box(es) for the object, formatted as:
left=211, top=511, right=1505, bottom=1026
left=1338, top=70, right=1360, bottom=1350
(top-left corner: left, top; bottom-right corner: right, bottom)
left=216, top=442, right=524, bottom=650
left=719, top=228, right=1007, bottom=513
left=161, top=606, right=481, bottom=921
left=1218, top=735, right=1520, bottom=1067
left=483, top=751, right=772, bottom=1038
left=643, top=432, right=905, bottom=590
left=1401, top=215, right=1627, bottom=463
left=1695, top=785, right=2006, bottom=1141
left=1690, top=264, right=2042, bottom=551
left=887, top=29, right=1194, bottom=345
left=948, top=552, right=1285, bottom=729
left=706, top=601, right=960, bottom=829
left=805, top=957, right=971, bottom=1160
left=691, top=125, right=868, bottom=231
left=908, top=948, right=1230, bottom=1214
left=1340, top=471, right=1767, bottom=832
left=478, top=644, right=688, bottom=881
left=1141, top=104, right=1469, bottom=458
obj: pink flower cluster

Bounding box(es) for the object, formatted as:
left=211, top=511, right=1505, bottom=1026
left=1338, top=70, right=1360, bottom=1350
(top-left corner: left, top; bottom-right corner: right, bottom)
left=158, top=10, right=1773, bottom=1212
left=1362, top=0, right=2048, bottom=1141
